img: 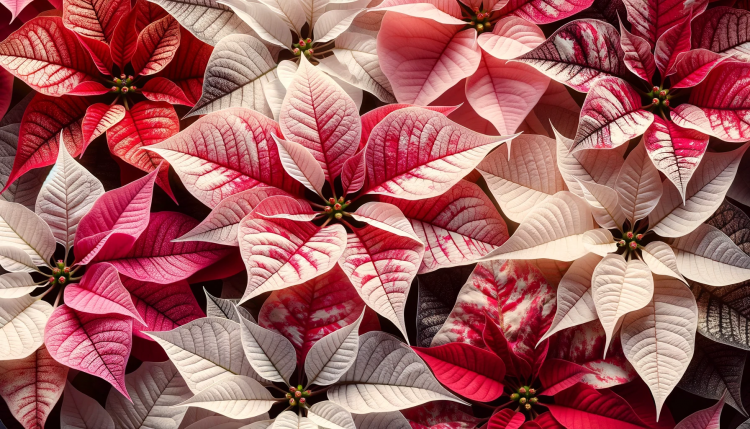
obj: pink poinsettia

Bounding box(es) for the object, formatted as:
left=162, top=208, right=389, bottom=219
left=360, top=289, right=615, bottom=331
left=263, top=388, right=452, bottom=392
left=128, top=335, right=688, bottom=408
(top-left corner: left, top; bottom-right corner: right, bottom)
left=0, top=143, right=229, bottom=425
left=374, top=0, right=600, bottom=134
left=149, top=56, right=511, bottom=338
left=513, top=6, right=750, bottom=199
left=0, top=0, right=213, bottom=199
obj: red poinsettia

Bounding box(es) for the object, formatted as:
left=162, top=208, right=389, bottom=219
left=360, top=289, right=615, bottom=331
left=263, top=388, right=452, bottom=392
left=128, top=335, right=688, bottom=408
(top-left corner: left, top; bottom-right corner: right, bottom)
left=0, top=0, right=212, bottom=198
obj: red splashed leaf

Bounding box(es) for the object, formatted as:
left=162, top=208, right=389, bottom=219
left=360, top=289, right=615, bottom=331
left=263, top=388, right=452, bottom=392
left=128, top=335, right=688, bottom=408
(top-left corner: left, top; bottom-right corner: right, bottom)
left=258, top=265, right=379, bottom=366
left=122, top=276, right=204, bottom=339
left=671, top=62, right=750, bottom=142
left=691, top=7, right=750, bottom=61
left=0, top=16, right=99, bottom=96
left=62, top=0, right=129, bottom=42
left=379, top=180, right=509, bottom=272
left=64, top=262, right=145, bottom=324
left=515, top=19, right=625, bottom=92
left=339, top=222, right=424, bottom=339
left=0, top=345, right=68, bottom=429
left=497, top=0, right=594, bottom=24
left=3, top=94, right=89, bottom=193
left=402, top=402, right=483, bottom=429
left=131, top=15, right=180, bottom=76
left=44, top=305, right=132, bottom=399
left=81, top=103, right=126, bottom=151
left=359, top=104, right=457, bottom=150
left=76, top=34, right=114, bottom=76
left=619, top=20, right=656, bottom=84
left=149, top=108, right=300, bottom=207
left=280, top=57, right=361, bottom=184
left=643, top=116, right=708, bottom=200
left=377, top=14, right=480, bottom=105
left=653, top=16, right=691, bottom=76
left=141, top=77, right=193, bottom=105
left=623, top=0, right=707, bottom=46
left=95, top=211, right=233, bottom=283
left=413, top=342, right=506, bottom=402
left=572, top=77, right=653, bottom=151
left=74, top=169, right=156, bottom=264
left=667, top=49, right=729, bottom=89
left=363, top=107, right=512, bottom=199
left=538, top=358, right=592, bottom=396
left=155, top=26, right=212, bottom=105
left=547, top=383, right=648, bottom=429
left=109, top=7, right=138, bottom=70
left=133, top=0, right=167, bottom=33
left=487, top=409, right=525, bottom=429
left=106, top=100, right=178, bottom=200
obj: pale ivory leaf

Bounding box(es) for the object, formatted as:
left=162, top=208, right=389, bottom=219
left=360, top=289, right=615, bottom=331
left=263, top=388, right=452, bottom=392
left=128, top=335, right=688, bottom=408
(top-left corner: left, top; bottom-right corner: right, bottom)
left=238, top=310, right=296, bottom=384
left=582, top=228, right=617, bottom=257
left=578, top=179, right=626, bottom=230
left=642, top=241, right=686, bottom=284
left=0, top=201, right=56, bottom=267
left=670, top=224, right=750, bottom=286
left=0, top=272, right=38, bottom=299
left=177, top=375, right=276, bottom=420
left=0, top=295, right=52, bottom=360
left=304, top=310, right=364, bottom=386
left=615, top=142, right=663, bottom=225
left=308, top=401, right=356, bottom=429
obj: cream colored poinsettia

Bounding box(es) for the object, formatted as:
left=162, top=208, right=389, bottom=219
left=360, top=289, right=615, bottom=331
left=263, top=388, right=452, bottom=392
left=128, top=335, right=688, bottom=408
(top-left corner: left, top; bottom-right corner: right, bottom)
left=476, top=130, right=750, bottom=420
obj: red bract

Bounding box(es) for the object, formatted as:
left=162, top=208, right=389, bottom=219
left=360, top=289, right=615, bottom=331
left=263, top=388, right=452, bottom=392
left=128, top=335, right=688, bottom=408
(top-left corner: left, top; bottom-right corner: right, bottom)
left=0, top=0, right=213, bottom=198
left=151, top=56, right=511, bottom=338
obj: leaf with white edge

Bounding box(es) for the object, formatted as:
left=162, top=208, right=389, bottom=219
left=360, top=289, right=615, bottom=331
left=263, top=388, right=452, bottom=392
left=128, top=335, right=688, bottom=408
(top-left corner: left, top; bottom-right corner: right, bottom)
left=591, top=254, right=654, bottom=353
left=379, top=180, right=508, bottom=273
left=619, top=19, right=656, bottom=84
left=555, top=126, right=626, bottom=199
left=327, top=331, right=464, bottom=413
left=187, top=34, right=277, bottom=118
left=35, top=141, right=104, bottom=251
left=308, top=401, right=356, bottom=429
left=363, top=108, right=514, bottom=199
left=649, top=145, right=747, bottom=238
left=0, top=246, right=37, bottom=273
left=305, top=309, right=364, bottom=386
left=221, top=0, right=291, bottom=49
left=205, top=289, right=255, bottom=323
left=577, top=180, right=626, bottom=230
left=480, top=191, right=593, bottom=262
left=147, top=0, right=254, bottom=46
left=691, top=7, right=750, bottom=61
left=582, top=228, right=617, bottom=257
left=339, top=223, right=424, bottom=340
left=314, top=9, right=362, bottom=43
left=145, top=317, right=263, bottom=393
left=272, top=411, right=318, bottom=429
left=621, top=276, right=698, bottom=421
left=540, top=253, right=601, bottom=343
left=273, top=135, right=326, bottom=197
left=280, top=56, right=361, bottom=183
left=332, top=32, right=395, bottom=103
left=238, top=311, right=296, bottom=384
left=351, top=202, right=419, bottom=241
left=105, top=360, right=192, bottom=429
left=178, top=375, right=276, bottom=420
left=0, top=272, right=37, bottom=299
left=476, top=134, right=564, bottom=223
left=573, top=77, right=654, bottom=152
left=351, top=411, right=411, bottom=429
left=615, top=142, right=663, bottom=225
left=61, top=381, right=115, bottom=429
left=670, top=224, right=750, bottom=286
left=514, top=19, right=626, bottom=92
left=0, top=345, right=67, bottom=429
left=239, top=213, right=347, bottom=302
left=0, top=294, right=52, bottom=360
left=643, top=116, right=709, bottom=201
left=642, top=241, right=686, bottom=284
left=0, top=201, right=56, bottom=268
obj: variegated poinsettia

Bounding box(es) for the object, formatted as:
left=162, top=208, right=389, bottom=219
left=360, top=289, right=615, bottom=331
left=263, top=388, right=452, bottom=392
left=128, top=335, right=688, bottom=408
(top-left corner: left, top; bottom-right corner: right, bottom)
left=513, top=7, right=750, bottom=201
left=0, top=141, right=230, bottom=428
left=148, top=55, right=512, bottom=339
left=477, top=125, right=750, bottom=420
left=0, top=0, right=214, bottom=200
left=374, top=0, right=601, bottom=135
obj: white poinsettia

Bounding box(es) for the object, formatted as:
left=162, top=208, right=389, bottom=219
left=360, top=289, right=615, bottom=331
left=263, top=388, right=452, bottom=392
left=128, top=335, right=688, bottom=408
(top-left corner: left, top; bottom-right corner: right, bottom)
left=479, top=127, right=750, bottom=420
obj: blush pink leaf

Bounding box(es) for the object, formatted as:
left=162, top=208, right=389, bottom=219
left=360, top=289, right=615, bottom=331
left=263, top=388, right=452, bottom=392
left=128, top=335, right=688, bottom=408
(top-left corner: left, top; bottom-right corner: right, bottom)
left=122, top=276, right=204, bottom=339
left=497, top=0, right=594, bottom=25
left=674, top=394, right=724, bottom=429
left=358, top=104, right=458, bottom=150
left=64, top=262, right=145, bottom=324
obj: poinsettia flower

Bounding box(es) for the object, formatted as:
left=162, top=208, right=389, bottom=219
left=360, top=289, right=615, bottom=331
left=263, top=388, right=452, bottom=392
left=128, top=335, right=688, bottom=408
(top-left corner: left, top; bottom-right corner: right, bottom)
left=479, top=125, right=750, bottom=419
left=376, top=0, right=595, bottom=134
left=150, top=56, right=512, bottom=338
left=0, top=142, right=229, bottom=425
left=0, top=0, right=213, bottom=200
left=212, top=0, right=396, bottom=111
